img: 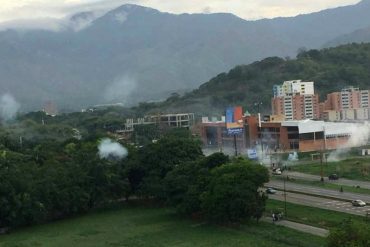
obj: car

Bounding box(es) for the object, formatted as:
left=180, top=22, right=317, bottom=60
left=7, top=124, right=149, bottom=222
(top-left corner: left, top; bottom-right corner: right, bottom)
left=266, top=188, right=277, bottom=194
left=328, top=174, right=339, bottom=180
left=351, top=200, right=366, bottom=207
left=272, top=168, right=282, bottom=175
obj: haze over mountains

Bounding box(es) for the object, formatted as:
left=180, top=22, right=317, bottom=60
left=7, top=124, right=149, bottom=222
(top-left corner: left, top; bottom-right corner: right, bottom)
left=1, top=0, right=370, bottom=111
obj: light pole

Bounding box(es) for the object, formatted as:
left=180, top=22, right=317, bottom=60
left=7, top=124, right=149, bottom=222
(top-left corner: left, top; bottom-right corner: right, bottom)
left=254, top=102, right=263, bottom=151
left=284, top=175, right=287, bottom=217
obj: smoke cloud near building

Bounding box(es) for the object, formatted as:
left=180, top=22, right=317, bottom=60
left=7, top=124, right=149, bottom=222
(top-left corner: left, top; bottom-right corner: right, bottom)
left=328, top=122, right=370, bottom=161
left=98, top=138, right=128, bottom=160
left=0, top=93, right=20, bottom=122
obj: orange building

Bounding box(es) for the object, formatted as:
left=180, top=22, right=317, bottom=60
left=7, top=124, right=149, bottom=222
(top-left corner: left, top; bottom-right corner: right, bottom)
left=272, top=94, right=320, bottom=120
left=199, top=115, right=362, bottom=153
left=272, top=80, right=320, bottom=120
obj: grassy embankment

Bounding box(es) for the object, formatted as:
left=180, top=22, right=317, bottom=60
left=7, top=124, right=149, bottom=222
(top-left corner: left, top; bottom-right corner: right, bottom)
left=291, top=157, right=370, bottom=182
left=266, top=200, right=369, bottom=229
left=0, top=205, right=325, bottom=247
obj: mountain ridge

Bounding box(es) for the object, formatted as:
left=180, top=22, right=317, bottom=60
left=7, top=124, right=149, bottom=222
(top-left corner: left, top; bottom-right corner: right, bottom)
left=1, top=1, right=370, bottom=111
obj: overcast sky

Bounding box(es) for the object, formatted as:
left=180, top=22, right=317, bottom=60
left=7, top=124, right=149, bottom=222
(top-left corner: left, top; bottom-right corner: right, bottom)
left=0, top=0, right=362, bottom=25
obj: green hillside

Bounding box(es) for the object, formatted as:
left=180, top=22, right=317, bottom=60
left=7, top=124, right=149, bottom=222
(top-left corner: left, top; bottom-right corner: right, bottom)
left=144, top=43, right=370, bottom=115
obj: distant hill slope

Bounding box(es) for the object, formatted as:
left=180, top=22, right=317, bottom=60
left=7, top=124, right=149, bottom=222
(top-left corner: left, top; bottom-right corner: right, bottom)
left=325, top=26, right=370, bottom=47
left=145, top=43, right=370, bottom=116
left=2, top=1, right=370, bottom=111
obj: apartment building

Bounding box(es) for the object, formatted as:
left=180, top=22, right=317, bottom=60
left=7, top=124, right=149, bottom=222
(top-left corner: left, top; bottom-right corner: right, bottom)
left=321, top=87, right=370, bottom=121
left=272, top=80, right=319, bottom=120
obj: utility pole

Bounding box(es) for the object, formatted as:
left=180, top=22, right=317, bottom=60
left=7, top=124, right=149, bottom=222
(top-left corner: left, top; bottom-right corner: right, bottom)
left=284, top=175, right=287, bottom=217
left=233, top=134, right=238, bottom=156
left=320, top=147, right=324, bottom=182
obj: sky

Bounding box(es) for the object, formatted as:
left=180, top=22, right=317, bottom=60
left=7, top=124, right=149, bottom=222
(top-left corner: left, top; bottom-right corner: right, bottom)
left=0, top=0, right=362, bottom=28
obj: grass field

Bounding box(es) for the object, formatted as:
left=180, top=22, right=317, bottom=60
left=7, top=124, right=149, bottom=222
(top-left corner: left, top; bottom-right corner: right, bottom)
left=291, top=157, right=370, bottom=181
left=0, top=205, right=325, bottom=247
left=266, top=200, right=369, bottom=229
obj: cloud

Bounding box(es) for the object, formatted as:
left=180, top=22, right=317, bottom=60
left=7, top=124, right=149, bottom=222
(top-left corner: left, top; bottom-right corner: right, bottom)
left=0, top=0, right=361, bottom=30
left=103, top=75, right=137, bottom=105
left=114, top=11, right=128, bottom=23
left=0, top=93, right=20, bottom=122
left=202, top=6, right=212, bottom=14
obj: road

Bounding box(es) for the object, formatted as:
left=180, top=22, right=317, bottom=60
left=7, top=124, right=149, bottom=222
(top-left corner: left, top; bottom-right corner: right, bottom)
left=266, top=180, right=370, bottom=203
left=262, top=217, right=329, bottom=237
left=269, top=191, right=370, bottom=216
left=284, top=171, right=370, bottom=190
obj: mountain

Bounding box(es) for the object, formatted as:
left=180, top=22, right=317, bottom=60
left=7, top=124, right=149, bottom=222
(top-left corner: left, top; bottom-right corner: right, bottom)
left=143, top=43, right=370, bottom=116
left=324, top=25, right=370, bottom=47
left=1, top=1, right=370, bottom=111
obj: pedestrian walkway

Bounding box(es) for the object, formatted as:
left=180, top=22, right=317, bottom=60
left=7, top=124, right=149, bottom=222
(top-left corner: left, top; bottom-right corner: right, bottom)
left=262, top=217, right=329, bottom=237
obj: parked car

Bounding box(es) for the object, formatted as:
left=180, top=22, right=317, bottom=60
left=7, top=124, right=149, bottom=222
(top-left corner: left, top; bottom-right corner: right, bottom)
left=351, top=200, right=366, bottom=207
left=272, top=168, right=282, bottom=175
left=266, top=188, right=277, bottom=194
left=328, top=174, right=339, bottom=180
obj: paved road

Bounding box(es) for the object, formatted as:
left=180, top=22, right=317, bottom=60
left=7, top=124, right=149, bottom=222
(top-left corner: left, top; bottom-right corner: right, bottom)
left=267, top=180, right=370, bottom=203
left=284, top=171, right=370, bottom=190
left=262, top=217, right=329, bottom=237
left=269, top=191, right=370, bottom=216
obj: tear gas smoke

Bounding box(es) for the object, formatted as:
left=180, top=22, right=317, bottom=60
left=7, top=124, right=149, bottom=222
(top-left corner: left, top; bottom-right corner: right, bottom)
left=0, top=93, right=20, bottom=122
left=98, top=138, right=128, bottom=160
left=328, top=122, right=370, bottom=162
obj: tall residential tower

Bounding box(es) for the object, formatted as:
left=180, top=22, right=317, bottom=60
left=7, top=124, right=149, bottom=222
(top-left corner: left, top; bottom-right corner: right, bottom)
left=272, top=80, right=319, bottom=120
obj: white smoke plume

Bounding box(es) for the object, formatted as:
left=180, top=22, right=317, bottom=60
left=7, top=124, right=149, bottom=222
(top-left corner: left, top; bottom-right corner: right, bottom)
left=328, top=122, right=370, bottom=162
left=98, top=138, right=128, bottom=160
left=0, top=93, right=20, bottom=122
left=103, top=75, right=137, bottom=105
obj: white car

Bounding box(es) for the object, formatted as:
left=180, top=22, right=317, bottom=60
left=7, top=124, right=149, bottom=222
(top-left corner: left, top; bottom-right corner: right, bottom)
left=266, top=188, right=278, bottom=194
left=351, top=200, right=366, bottom=207
left=272, top=168, right=282, bottom=175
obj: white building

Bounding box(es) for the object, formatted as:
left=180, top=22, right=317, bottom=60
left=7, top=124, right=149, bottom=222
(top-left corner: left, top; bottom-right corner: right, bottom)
left=273, top=80, right=314, bottom=97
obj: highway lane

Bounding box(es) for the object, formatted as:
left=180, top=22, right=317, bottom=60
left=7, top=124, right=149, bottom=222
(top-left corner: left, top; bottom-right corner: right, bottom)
left=284, top=171, right=370, bottom=190
left=269, top=191, right=370, bottom=216
left=266, top=179, right=370, bottom=203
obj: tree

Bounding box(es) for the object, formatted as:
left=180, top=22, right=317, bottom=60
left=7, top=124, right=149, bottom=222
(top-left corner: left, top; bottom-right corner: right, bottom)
left=327, top=219, right=370, bottom=247
left=139, top=134, right=203, bottom=198
left=200, top=159, right=269, bottom=224
left=164, top=153, right=229, bottom=215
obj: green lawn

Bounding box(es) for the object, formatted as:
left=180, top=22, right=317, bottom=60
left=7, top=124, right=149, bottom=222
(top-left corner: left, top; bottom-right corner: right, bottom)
left=291, top=157, right=370, bottom=181
left=266, top=200, right=369, bottom=229
left=0, top=205, right=325, bottom=247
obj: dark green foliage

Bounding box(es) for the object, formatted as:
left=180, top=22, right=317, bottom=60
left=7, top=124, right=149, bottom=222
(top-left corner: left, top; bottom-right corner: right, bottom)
left=164, top=153, right=229, bottom=215
left=165, top=156, right=269, bottom=224
left=0, top=138, right=130, bottom=228
left=199, top=152, right=229, bottom=169
left=327, top=219, right=370, bottom=247
left=139, top=132, right=204, bottom=198
left=1, top=111, right=268, bottom=229
left=201, top=159, right=269, bottom=223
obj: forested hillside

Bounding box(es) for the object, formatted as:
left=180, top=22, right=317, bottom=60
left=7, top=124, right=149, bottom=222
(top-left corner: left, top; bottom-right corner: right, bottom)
left=2, top=1, right=370, bottom=110
left=147, top=43, right=370, bottom=115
